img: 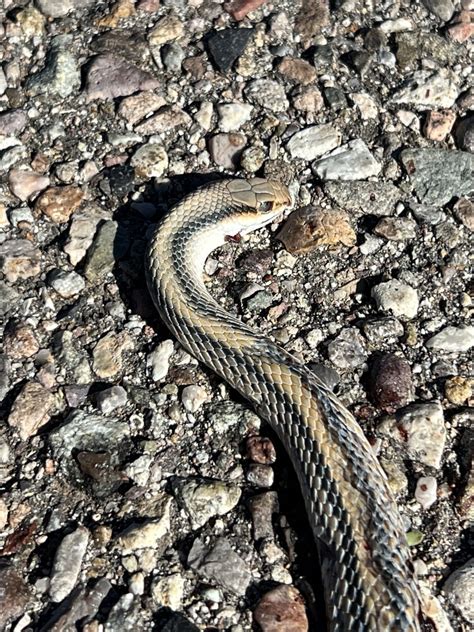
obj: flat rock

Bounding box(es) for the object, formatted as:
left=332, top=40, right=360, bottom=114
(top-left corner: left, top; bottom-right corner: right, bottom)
left=217, top=103, right=253, bottom=132
left=35, top=185, right=84, bottom=223
left=313, top=139, right=381, bottom=180
left=400, top=148, right=474, bottom=206
left=324, top=181, right=400, bottom=216
left=371, top=280, right=419, bottom=319
left=277, top=57, right=317, bottom=85
left=392, top=70, right=459, bottom=109
left=117, top=91, right=166, bottom=125
left=172, top=477, right=241, bottom=528
left=134, top=106, right=191, bottom=135
left=130, top=142, right=168, bottom=178
left=8, top=381, right=56, bottom=441
left=84, top=220, right=119, bottom=283
left=245, top=79, right=289, bottom=113
left=26, top=39, right=80, bottom=98
left=328, top=327, right=368, bottom=369
left=426, top=325, right=474, bottom=353
left=64, top=205, right=110, bottom=266
left=84, top=53, right=159, bottom=101
left=206, top=28, right=254, bottom=73
left=0, top=110, right=28, bottom=136
left=188, top=537, right=251, bottom=595
left=0, top=239, right=41, bottom=283
left=8, top=168, right=50, bottom=201
left=286, top=124, right=341, bottom=161
left=148, top=13, right=184, bottom=47
left=49, top=526, right=90, bottom=602
left=92, top=331, right=134, bottom=379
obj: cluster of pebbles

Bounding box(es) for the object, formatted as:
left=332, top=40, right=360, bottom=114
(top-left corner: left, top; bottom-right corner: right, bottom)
left=0, top=0, right=473, bottom=630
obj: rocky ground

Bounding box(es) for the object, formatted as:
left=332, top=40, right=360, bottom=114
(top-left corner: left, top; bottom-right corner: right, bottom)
left=0, top=0, right=473, bottom=630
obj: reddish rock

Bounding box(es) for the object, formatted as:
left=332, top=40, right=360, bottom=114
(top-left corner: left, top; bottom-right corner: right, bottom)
left=246, top=435, right=277, bottom=464
left=8, top=381, right=56, bottom=441
left=295, top=0, right=330, bottom=42
left=254, top=584, right=308, bottom=632
left=3, top=321, right=39, bottom=359
left=35, top=185, right=84, bottom=223
left=225, top=0, right=267, bottom=21
left=8, top=168, right=49, bottom=201
left=277, top=57, right=317, bottom=85
left=446, top=21, right=474, bottom=42
left=369, top=353, right=414, bottom=412
left=85, top=53, right=159, bottom=101
left=423, top=110, right=456, bottom=141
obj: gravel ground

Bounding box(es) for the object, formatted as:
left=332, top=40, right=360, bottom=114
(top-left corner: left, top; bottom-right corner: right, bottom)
left=0, top=1, right=473, bottom=631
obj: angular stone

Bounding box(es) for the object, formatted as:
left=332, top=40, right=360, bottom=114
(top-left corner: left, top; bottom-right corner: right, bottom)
left=426, top=325, right=474, bottom=353
left=443, top=559, right=474, bottom=621
left=92, top=331, right=134, bottom=379
left=313, top=139, right=381, bottom=180
left=85, top=54, right=159, bottom=101
left=0, top=567, right=31, bottom=629
left=8, top=381, right=55, bottom=441
left=134, top=106, right=191, bottom=135
left=245, top=79, right=289, bottom=113
left=84, top=220, right=118, bottom=283
left=49, top=527, right=90, bottom=602
left=325, top=181, right=400, bottom=217
left=206, top=28, right=254, bottom=73
left=277, top=57, right=317, bottom=85
left=374, top=217, right=417, bottom=241
left=371, top=280, right=419, bottom=319
left=295, top=0, right=330, bottom=42
left=35, top=185, right=84, bottom=223
left=226, top=0, right=267, bottom=20
left=3, top=322, right=39, bottom=359
left=392, top=70, right=459, bottom=109
left=26, top=41, right=80, bottom=98
left=148, top=13, right=184, bottom=46
left=64, top=205, right=110, bottom=266
left=423, top=110, right=456, bottom=141
left=328, top=328, right=368, bottom=369
left=172, top=478, right=241, bottom=528
left=421, top=0, right=455, bottom=21
left=8, top=169, right=49, bottom=201
left=0, top=110, right=28, bottom=136
left=286, top=124, right=341, bottom=161
left=188, top=537, right=251, bottom=595
left=117, top=495, right=172, bottom=552
left=208, top=133, right=246, bottom=170
left=0, top=239, right=41, bottom=283
left=117, top=91, right=166, bottom=125
left=217, top=103, right=253, bottom=132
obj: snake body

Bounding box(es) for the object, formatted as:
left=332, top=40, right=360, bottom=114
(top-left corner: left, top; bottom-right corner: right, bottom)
left=146, top=178, right=420, bottom=631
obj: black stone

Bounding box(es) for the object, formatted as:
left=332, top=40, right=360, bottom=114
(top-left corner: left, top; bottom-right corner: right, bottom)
left=342, top=50, right=372, bottom=75
left=156, top=610, right=200, bottom=632
left=206, top=28, right=254, bottom=73
left=104, top=164, right=136, bottom=198
left=312, top=44, right=334, bottom=68
left=323, top=87, right=347, bottom=111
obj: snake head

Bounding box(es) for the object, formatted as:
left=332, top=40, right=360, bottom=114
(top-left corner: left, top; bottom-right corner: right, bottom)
left=225, top=178, right=292, bottom=234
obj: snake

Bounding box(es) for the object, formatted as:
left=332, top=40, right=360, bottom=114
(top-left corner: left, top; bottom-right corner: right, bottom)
left=145, top=177, right=421, bottom=631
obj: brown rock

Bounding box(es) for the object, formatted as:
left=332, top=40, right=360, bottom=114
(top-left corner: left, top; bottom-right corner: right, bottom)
left=183, top=55, right=208, bottom=80
left=35, top=186, right=84, bottom=223
left=8, top=381, right=56, bottom=441
left=96, top=0, right=135, bottom=28
left=248, top=491, right=279, bottom=540
left=292, top=86, right=324, bottom=113
left=208, top=133, right=246, bottom=170
left=453, top=198, right=474, bottom=231
left=225, top=0, right=267, bottom=20
left=92, top=331, right=134, bottom=379
left=374, top=217, right=417, bottom=241
left=0, top=567, right=31, bottom=628
left=137, top=0, right=160, bottom=11
left=246, top=436, right=277, bottom=464
left=423, top=110, right=456, bottom=141
left=276, top=206, right=356, bottom=254
left=0, top=239, right=41, bottom=283
left=3, top=321, right=39, bottom=359
left=369, top=353, right=414, bottom=412
left=447, top=21, right=474, bottom=43
left=8, top=168, right=50, bottom=201
left=295, top=0, right=330, bottom=43
left=117, top=91, right=166, bottom=125
left=148, top=14, right=183, bottom=47
left=134, top=105, right=191, bottom=135
left=253, top=584, right=308, bottom=632
left=85, top=53, right=159, bottom=101
left=277, top=57, right=317, bottom=85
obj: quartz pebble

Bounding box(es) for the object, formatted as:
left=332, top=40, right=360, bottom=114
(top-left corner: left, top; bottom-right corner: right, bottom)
left=35, top=185, right=84, bottom=223
left=286, top=124, right=341, bottom=161
left=49, top=526, right=90, bottom=602
left=217, top=103, right=253, bottom=132
left=415, top=476, right=437, bottom=509
left=313, top=139, right=381, bottom=180
left=371, top=280, right=419, bottom=319
left=328, top=328, right=368, bottom=370
left=96, top=385, right=128, bottom=414
left=423, top=110, right=456, bottom=141
left=148, top=340, right=174, bottom=382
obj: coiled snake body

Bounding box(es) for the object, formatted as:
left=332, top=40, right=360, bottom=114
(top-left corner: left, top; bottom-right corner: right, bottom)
left=146, top=178, right=420, bottom=631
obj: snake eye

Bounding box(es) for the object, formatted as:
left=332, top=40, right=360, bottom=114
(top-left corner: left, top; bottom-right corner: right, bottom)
left=258, top=200, right=274, bottom=213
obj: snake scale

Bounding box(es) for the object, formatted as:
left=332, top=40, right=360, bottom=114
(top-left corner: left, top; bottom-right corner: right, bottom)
left=145, top=177, right=421, bottom=631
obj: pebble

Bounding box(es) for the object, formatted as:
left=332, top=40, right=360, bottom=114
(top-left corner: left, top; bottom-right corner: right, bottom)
left=292, top=86, right=324, bottom=113
left=246, top=463, right=274, bottom=487
left=207, top=28, right=254, bottom=73
left=85, top=53, right=159, bottom=101
left=277, top=206, right=355, bottom=254
left=151, top=574, right=185, bottom=610
left=3, top=322, right=39, bottom=359
left=325, top=181, right=400, bottom=217
left=84, top=220, right=118, bottom=283
left=15, top=6, right=46, bottom=37
left=241, top=145, right=266, bottom=172
left=8, top=381, right=55, bottom=441
left=172, top=478, right=241, bottom=528
left=323, top=86, right=348, bottom=111
left=453, top=198, right=474, bottom=231
left=245, top=79, right=289, bottom=113
left=134, top=106, right=191, bottom=135
left=245, top=436, right=276, bottom=464
left=415, top=476, right=438, bottom=509
left=92, top=331, right=134, bottom=379
left=371, top=280, right=419, bottom=320
left=295, top=0, right=330, bottom=42
left=286, top=124, right=341, bottom=161
left=0, top=239, right=41, bottom=283
left=350, top=92, right=379, bottom=120
left=400, top=148, right=474, bottom=206
left=162, top=42, right=185, bottom=73
left=117, top=495, right=172, bottom=552
left=64, top=205, right=109, bottom=266
left=36, top=0, right=93, bottom=18
left=374, top=217, right=417, bottom=241
left=148, top=340, right=174, bottom=381
left=48, top=269, right=86, bottom=298
left=8, top=168, right=50, bottom=201
left=392, top=70, right=459, bottom=109
left=443, top=559, right=474, bottom=622
left=0, top=109, right=28, bottom=136
left=369, top=353, right=413, bottom=411
left=447, top=21, right=474, bottom=44
left=381, top=400, right=446, bottom=469
left=181, top=384, right=208, bottom=412
left=96, top=385, right=128, bottom=414
left=0, top=567, right=31, bottom=628
left=313, top=139, right=381, bottom=180
left=188, top=537, right=251, bottom=595
left=327, top=328, right=368, bottom=370
left=253, top=584, right=308, bottom=632
left=49, top=526, right=90, bottom=602
left=456, top=115, right=474, bottom=153
left=426, top=325, right=474, bottom=353
left=208, top=133, right=246, bottom=170
left=217, top=103, right=253, bottom=132
left=421, top=0, right=455, bottom=21
left=277, top=57, right=317, bottom=85
left=130, top=142, right=168, bottom=178
left=423, top=110, right=456, bottom=141
left=118, top=92, right=166, bottom=126
left=194, top=101, right=213, bottom=131
left=148, top=13, right=184, bottom=46
left=26, top=39, right=80, bottom=98
left=35, top=185, right=84, bottom=224
left=444, top=376, right=472, bottom=405
left=226, top=0, right=267, bottom=20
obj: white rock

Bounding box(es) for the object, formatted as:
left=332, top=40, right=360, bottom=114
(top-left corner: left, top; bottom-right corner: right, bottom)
left=217, top=103, right=253, bottom=132
left=415, top=476, right=437, bottom=509
left=350, top=93, right=379, bottom=120
left=286, top=124, right=341, bottom=161
left=426, top=325, right=474, bottom=353
left=181, top=384, right=208, bottom=412
left=151, top=574, right=185, bottom=610
left=392, top=70, right=459, bottom=110
left=49, top=526, right=90, bottom=602
left=443, top=559, right=474, bottom=622
left=48, top=269, right=85, bottom=298
left=371, top=280, right=419, bottom=319
left=147, top=339, right=174, bottom=382
left=313, top=139, right=381, bottom=180
left=130, top=142, right=168, bottom=178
